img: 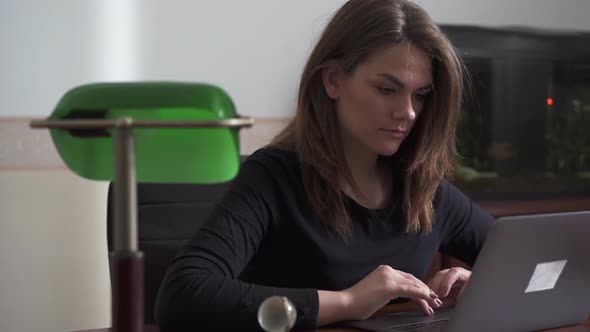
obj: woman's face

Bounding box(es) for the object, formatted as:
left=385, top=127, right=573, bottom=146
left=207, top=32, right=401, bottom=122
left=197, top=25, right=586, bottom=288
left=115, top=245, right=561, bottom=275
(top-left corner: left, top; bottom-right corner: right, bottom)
left=323, top=44, right=432, bottom=157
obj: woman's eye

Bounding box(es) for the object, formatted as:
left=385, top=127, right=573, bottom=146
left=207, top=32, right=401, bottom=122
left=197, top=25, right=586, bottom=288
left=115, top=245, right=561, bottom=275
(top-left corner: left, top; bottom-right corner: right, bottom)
left=415, top=92, right=429, bottom=101
left=377, top=86, right=395, bottom=95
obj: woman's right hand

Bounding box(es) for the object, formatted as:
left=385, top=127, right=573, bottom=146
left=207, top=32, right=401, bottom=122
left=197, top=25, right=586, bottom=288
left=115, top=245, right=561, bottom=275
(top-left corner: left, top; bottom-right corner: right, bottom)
left=341, top=265, right=442, bottom=320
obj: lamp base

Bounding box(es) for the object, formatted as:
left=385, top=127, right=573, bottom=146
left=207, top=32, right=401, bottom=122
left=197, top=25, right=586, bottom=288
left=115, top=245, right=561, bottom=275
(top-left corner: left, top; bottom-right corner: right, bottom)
left=109, top=251, right=144, bottom=332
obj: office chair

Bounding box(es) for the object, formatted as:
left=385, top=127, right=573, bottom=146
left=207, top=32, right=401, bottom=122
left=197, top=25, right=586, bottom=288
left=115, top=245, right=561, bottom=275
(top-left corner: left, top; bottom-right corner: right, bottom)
left=105, top=156, right=248, bottom=324
left=30, top=82, right=253, bottom=332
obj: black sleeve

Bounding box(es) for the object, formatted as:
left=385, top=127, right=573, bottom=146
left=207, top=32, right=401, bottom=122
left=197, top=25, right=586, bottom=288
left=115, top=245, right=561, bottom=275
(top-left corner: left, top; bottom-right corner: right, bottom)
left=154, top=158, right=319, bottom=331
left=436, top=179, right=494, bottom=266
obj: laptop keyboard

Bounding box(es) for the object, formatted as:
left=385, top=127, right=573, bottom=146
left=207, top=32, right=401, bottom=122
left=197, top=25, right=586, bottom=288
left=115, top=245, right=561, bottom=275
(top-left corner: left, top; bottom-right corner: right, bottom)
left=392, top=319, right=449, bottom=332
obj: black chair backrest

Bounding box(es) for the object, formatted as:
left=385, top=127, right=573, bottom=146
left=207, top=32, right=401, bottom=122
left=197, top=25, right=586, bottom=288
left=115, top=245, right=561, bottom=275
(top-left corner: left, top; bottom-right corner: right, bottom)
left=106, top=159, right=244, bottom=323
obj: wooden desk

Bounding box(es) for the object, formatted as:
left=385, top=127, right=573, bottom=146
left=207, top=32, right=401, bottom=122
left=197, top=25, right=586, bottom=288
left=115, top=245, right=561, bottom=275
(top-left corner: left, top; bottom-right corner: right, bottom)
left=77, top=303, right=590, bottom=332
left=477, top=196, right=590, bottom=217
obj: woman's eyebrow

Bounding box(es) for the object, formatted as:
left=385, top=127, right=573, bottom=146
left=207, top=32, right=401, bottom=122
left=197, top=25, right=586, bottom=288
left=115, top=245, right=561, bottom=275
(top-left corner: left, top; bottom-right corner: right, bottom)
left=377, top=73, right=432, bottom=91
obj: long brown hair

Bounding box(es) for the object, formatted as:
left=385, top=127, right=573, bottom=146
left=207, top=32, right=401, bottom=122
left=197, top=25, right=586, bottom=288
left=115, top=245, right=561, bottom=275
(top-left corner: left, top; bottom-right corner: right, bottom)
left=270, top=0, right=464, bottom=238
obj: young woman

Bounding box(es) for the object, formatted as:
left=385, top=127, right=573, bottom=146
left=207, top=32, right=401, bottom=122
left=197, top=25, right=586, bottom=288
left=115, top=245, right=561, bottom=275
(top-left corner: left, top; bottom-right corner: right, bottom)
left=156, top=0, right=494, bottom=330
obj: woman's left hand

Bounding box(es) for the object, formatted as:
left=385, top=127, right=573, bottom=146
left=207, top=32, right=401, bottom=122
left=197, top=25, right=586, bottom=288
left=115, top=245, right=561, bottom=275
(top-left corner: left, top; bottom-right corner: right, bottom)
left=426, top=267, right=471, bottom=305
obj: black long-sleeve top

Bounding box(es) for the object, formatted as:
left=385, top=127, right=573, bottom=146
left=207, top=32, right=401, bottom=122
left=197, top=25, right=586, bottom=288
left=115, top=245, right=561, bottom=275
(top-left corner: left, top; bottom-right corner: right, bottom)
left=155, top=147, right=494, bottom=331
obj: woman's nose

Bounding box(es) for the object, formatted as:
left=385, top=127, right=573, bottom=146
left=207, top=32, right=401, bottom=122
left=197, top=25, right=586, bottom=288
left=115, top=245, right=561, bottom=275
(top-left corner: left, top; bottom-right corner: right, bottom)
left=392, top=95, right=416, bottom=121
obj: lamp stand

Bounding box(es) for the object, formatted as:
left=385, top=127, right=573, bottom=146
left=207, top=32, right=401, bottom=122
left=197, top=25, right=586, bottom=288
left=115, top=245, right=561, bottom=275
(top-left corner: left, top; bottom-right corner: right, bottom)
left=111, top=119, right=143, bottom=332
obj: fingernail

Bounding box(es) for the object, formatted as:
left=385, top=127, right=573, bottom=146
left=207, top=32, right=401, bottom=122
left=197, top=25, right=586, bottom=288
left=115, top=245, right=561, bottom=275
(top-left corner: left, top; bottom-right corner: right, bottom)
left=428, top=307, right=435, bottom=315
left=430, top=291, right=438, bottom=299
left=435, top=298, right=443, bottom=306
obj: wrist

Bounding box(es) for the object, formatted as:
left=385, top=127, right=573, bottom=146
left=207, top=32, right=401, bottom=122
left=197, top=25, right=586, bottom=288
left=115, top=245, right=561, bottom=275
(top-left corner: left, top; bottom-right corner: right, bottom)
left=317, top=289, right=354, bottom=326
left=339, top=288, right=354, bottom=320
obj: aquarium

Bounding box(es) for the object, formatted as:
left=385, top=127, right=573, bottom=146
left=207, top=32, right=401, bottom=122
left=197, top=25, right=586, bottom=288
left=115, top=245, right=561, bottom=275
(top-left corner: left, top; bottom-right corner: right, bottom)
left=442, top=26, right=590, bottom=199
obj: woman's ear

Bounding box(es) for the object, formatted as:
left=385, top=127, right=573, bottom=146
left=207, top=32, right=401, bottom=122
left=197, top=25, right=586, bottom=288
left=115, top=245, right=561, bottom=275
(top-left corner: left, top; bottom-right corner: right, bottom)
left=321, top=62, right=344, bottom=100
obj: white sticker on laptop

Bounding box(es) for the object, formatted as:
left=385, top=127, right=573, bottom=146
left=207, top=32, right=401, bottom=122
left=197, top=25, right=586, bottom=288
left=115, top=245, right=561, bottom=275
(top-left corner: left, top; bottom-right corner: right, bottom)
left=525, top=259, right=567, bottom=293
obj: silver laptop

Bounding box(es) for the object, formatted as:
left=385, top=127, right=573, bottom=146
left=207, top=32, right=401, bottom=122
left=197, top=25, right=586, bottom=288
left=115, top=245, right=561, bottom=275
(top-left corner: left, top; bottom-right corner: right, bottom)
left=345, top=211, right=590, bottom=332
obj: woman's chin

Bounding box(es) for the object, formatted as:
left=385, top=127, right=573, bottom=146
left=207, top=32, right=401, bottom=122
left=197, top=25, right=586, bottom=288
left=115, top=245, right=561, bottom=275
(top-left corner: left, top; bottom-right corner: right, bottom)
left=373, top=144, right=401, bottom=156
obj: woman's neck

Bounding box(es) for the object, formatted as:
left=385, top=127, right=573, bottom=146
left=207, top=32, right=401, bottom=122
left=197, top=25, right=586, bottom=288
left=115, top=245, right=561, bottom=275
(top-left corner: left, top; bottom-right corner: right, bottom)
left=340, top=135, right=392, bottom=209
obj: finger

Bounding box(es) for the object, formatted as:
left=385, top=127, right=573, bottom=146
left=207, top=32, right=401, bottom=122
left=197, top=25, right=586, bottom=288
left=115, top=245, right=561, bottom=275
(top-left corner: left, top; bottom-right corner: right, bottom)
left=408, top=279, right=438, bottom=301
left=398, top=271, right=433, bottom=293
left=412, top=298, right=434, bottom=316
left=395, top=277, right=433, bottom=299
left=439, top=269, right=459, bottom=297
left=384, top=268, right=431, bottom=294
left=427, top=271, right=445, bottom=297
left=414, top=295, right=443, bottom=311
left=439, top=268, right=466, bottom=297
left=393, top=284, right=439, bottom=305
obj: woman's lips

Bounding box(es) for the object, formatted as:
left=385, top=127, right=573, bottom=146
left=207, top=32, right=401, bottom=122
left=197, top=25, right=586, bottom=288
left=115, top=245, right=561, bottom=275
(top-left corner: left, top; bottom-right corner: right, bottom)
left=380, top=128, right=406, bottom=138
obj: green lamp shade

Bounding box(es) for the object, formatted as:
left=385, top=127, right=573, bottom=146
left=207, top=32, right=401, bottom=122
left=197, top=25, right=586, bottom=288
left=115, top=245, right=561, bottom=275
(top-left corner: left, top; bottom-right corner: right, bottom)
left=49, top=82, right=241, bottom=183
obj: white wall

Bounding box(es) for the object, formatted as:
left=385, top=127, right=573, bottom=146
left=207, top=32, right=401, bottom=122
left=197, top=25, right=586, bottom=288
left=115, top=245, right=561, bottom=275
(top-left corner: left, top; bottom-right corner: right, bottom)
left=2, top=1, right=590, bottom=331
left=0, top=171, right=110, bottom=332
left=3, top=0, right=590, bottom=119
left=417, top=0, right=590, bottom=31
left=0, top=0, right=345, bottom=118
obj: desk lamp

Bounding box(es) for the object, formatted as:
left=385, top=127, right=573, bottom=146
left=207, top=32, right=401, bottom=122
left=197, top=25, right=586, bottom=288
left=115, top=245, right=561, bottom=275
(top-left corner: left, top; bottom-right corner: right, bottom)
left=30, top=82, right=254, bottom=332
